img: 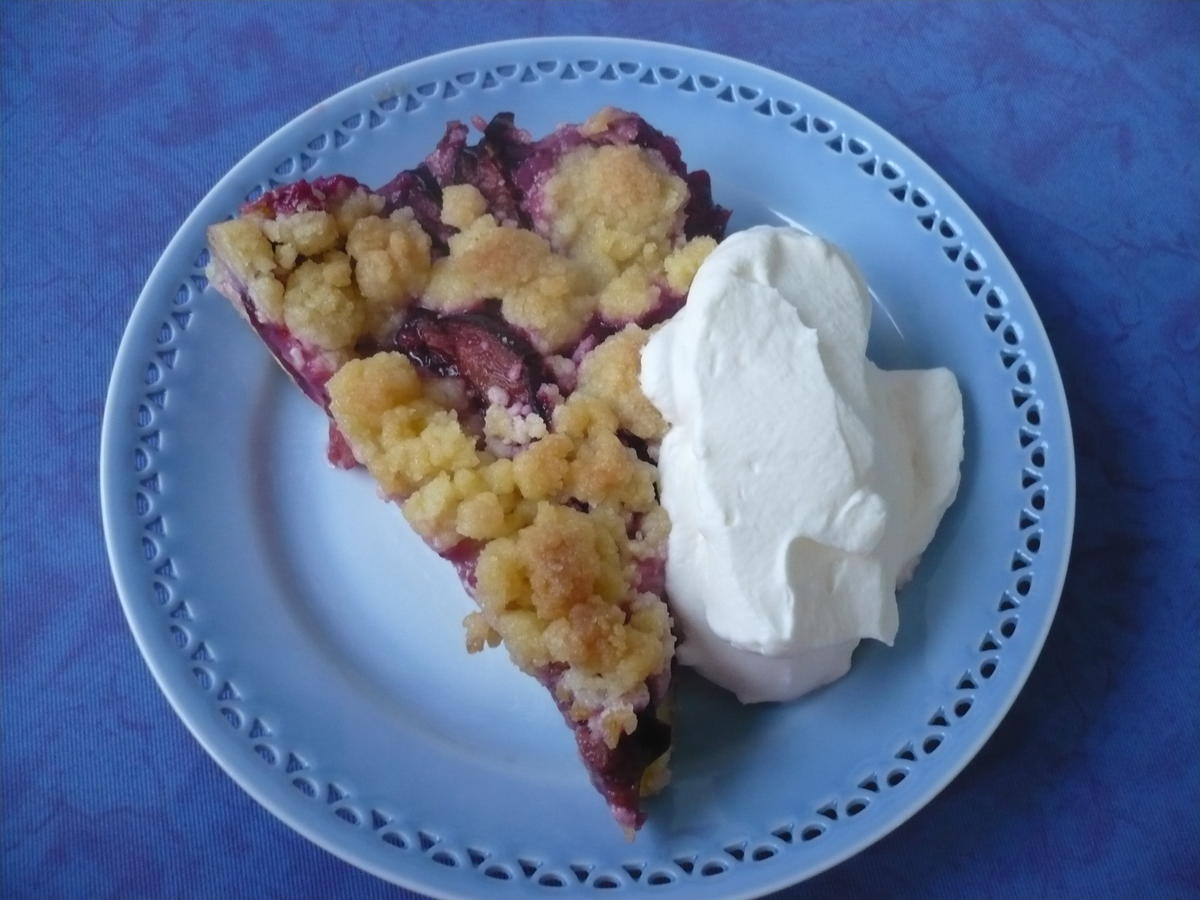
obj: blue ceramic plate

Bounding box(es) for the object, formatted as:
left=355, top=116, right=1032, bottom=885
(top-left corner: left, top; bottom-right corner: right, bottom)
left=101, top=38, right=1074, bottom=900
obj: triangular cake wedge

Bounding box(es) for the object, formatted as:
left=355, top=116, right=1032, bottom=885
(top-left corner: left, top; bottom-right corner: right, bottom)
left=206, top=108, right=730, bottom=831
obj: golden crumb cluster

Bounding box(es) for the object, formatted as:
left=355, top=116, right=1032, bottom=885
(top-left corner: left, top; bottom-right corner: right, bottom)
left=326, top=352, right=481, bottom=501
left=483, top=403, right=549, bottom=448
left=422, top=212, right=594, bottom=352
left=541, top=139, right=717, bottom=322
left=206, top=188, right=432, bottom=353
left=576, top=324, right=668, bottom=441
left=440, top=183, right=489, bottom=229
left=326, top=327, right=674, bottom=739
left=471, top=504, right=673, bottom=744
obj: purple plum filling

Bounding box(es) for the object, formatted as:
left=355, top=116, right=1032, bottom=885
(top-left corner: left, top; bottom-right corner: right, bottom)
left=377, top=165, right=454, bottom=250
left=540, top=663, right=672, bottom=832
left=390, top=310, right=551, bottom=417
left=242, top=174, right=369, bottom=219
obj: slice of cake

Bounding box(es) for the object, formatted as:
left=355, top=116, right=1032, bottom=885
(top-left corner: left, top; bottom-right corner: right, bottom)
left=206, top=108, right=729, bottom=831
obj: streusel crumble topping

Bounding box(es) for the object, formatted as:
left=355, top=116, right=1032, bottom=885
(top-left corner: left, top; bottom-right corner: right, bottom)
left=325, top=326, right=673, bottom=742
left=205, top=108, right=732, bottom=829
left=208, top=113, right=718, bottom=717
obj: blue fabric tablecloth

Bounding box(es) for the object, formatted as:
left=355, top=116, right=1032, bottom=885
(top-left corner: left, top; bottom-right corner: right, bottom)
left=3, top=2, right=1197, bottom=897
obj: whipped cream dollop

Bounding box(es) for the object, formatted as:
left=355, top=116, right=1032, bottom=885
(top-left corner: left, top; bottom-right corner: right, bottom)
left=640, top=226, right=964, bottom=703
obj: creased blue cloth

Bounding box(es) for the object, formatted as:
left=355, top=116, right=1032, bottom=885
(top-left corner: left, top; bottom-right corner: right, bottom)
left=2, top=2, right=1197, bottom=898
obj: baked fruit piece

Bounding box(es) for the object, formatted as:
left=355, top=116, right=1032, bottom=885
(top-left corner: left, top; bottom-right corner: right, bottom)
left=206, top=108, right=730, bottom=832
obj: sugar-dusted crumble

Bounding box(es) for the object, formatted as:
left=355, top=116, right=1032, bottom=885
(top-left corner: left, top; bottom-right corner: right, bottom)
left=424, top=214, right=595, bottom=351
left=329, top=348, right=664, bottom=530
left=511, top=432, right=573, bottom=500
left=403, top=464, right=537, bottom=549
left=261, top=210, right=341, bottom=258
left=544, top=144, right=688, bottom=285
left=331, top=188, right=387, bottom=236
left=344, top=210, right=433, bottom=329
left=207, top=190, right=429, bottom=353
left=575, top=324, right=667, bottom=441
left=664, top=235, right=717, bottom=294
left=595, top=262, right=657, bottom=322
left=327, top=340, right=673, bottom=719
left=440, top=183, right=489, bottom=230
left=207, top=218, right=286, bottom=322
left=326, top=352, right=480, bottom=498
left=568, top=428, right=658, bottom=514
left=555, top=589, right=674, bottom=745
left=281, top=252, right=365, bottom=351
left=483, top=402, right=549, bottom=450
left=473, top=502, right=672, bottom=743
left=539, top=143, right=718, bottom=324
left=464, top=608, right=503, bottom=653
left=552, top=390, right=621, bottom=439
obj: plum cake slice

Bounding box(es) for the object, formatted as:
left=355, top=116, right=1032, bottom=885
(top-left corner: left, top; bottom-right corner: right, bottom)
left=206, top=108, right=729, bottom=832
